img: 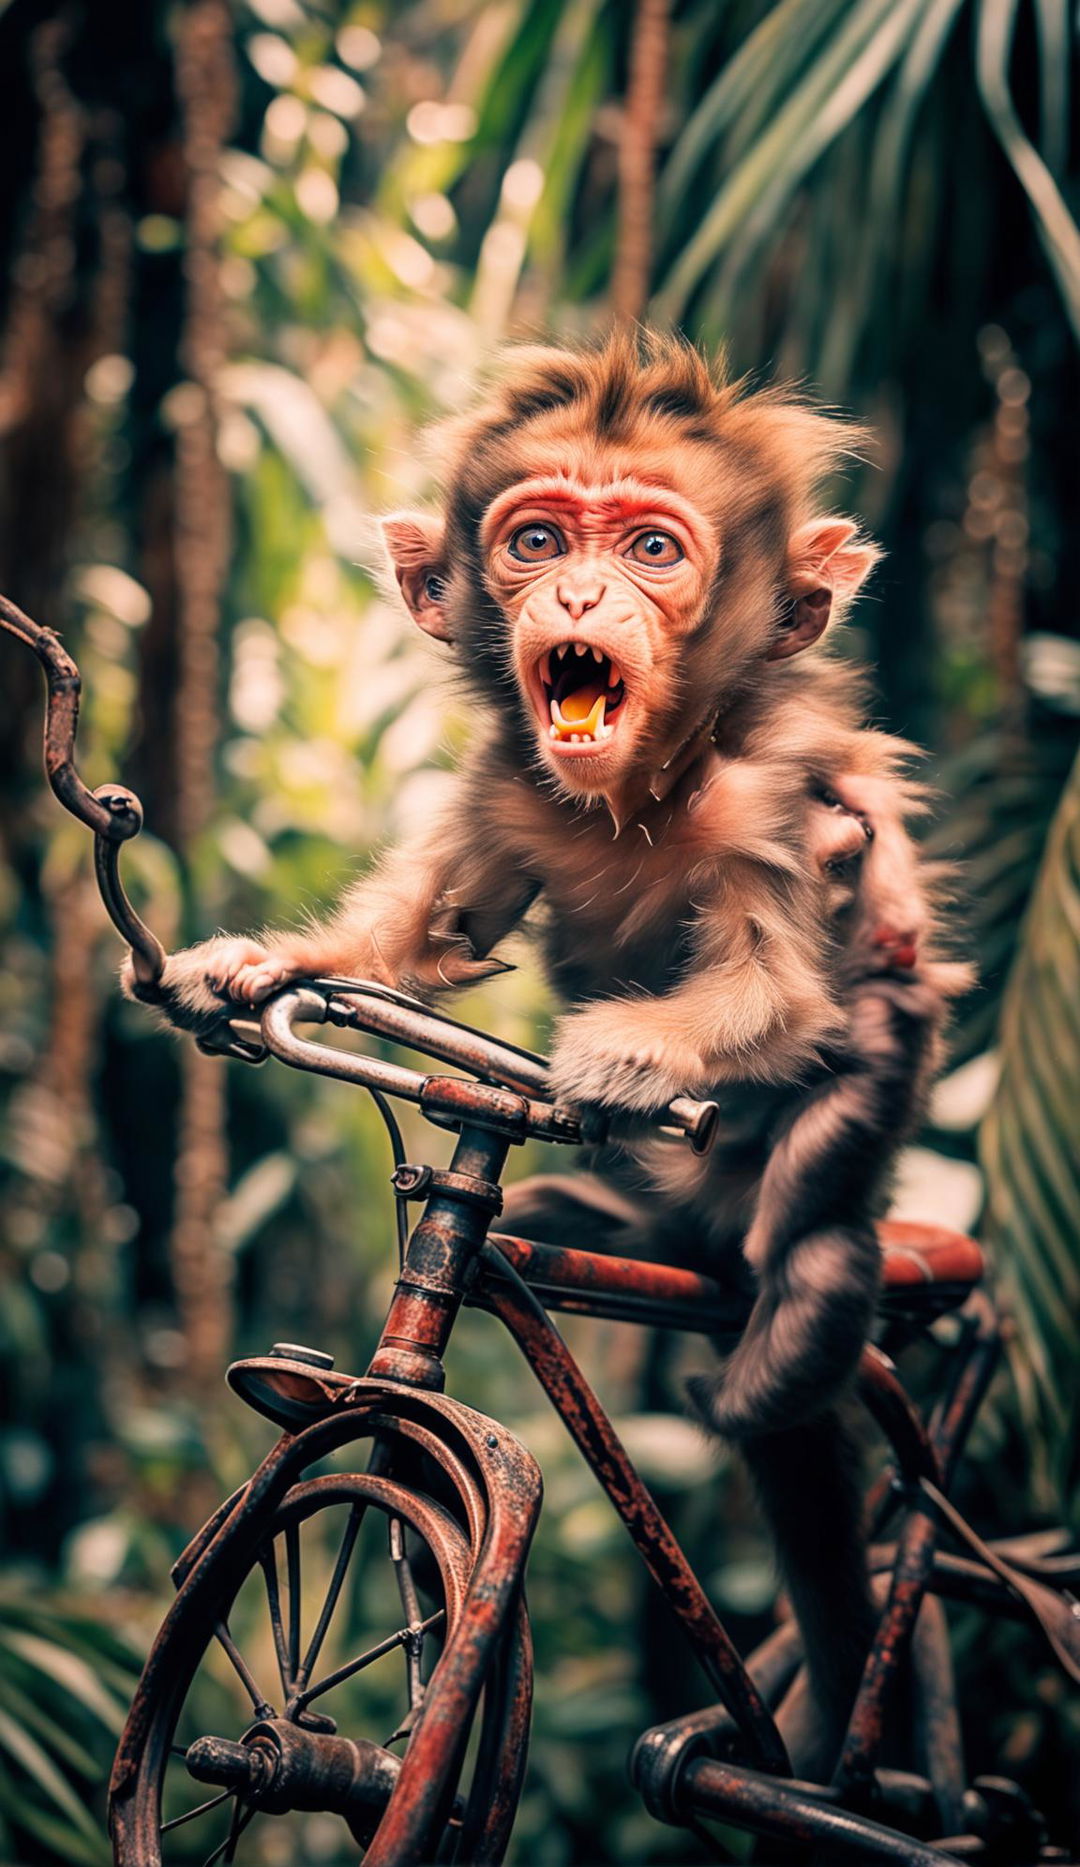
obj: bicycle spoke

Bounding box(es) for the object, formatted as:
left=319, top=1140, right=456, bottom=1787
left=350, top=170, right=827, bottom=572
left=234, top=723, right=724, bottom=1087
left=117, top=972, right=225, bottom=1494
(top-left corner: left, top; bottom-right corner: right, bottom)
left=161, top=1789, right=233, bottom=1833
left=295, top=1608, right=445, bottom=1711
left=285, top=1520, right=301, bottom=1684
left=205, top=1801, right=255, bottom=1867
left=294, top=1502, right=363, bottom=1692
left=213, top=1621, right=275, bottom=1719
left=384, top=1702, right=422, bottom=1747
left=389, top=1516, right=425, bottom=1710
left=259, top=1538, right=292, bottom=1696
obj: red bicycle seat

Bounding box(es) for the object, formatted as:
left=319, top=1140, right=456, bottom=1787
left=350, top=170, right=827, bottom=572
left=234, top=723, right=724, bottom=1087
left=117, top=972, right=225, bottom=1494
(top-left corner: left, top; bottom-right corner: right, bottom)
left=878, top=1220, right=985, bottom=1318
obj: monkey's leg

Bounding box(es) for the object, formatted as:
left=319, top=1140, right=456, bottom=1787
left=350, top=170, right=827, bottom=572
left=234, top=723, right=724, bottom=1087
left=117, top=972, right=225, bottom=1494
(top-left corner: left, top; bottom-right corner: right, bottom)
left=742, top=1409, right=877, bottom=1782
left=692, top=977, right=940, bottom=1440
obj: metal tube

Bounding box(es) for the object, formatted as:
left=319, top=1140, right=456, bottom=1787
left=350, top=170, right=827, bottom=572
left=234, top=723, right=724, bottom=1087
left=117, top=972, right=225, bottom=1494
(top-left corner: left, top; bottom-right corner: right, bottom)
left=681, top=1758, right=955, bottom=1864
left=479, top=1249, right=790, bottom=1776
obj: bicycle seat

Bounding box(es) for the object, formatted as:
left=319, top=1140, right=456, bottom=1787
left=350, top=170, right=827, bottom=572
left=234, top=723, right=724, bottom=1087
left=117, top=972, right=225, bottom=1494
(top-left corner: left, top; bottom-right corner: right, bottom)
left=878, top=1219, right=985, bottom=1319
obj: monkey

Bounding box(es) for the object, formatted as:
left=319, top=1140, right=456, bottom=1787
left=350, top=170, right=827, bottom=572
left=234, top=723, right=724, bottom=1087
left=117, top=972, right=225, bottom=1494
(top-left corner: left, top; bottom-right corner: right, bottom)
left=133, top=330, right=968, bottom=1772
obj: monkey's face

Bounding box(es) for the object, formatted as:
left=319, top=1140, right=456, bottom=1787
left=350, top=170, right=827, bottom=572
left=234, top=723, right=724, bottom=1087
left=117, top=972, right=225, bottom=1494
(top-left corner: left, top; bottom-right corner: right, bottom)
left=480, top=472, right=719, bottom=797
left=382, top=333, right=879, bottom=816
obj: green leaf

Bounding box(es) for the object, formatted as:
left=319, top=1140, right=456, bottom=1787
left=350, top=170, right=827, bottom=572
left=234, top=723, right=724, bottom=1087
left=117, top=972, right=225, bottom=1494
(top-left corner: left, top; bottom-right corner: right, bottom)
left=0, top=1770, right=109, bottom=1867
left=976, top=0, right=1080, bottom=342
left=1032, top=0, right=1070, bottom=177
left=656, top=0, right=925, bottom=320
left=660, top=0, right=849, bottom=214
left=0, top=1629, right=127, bottom=1734
left=0, top=1677, right=103, bottom=1780
left=979, top=747, right=1080, bottom=1514
left=0, top=1705, right=101, bottom=1841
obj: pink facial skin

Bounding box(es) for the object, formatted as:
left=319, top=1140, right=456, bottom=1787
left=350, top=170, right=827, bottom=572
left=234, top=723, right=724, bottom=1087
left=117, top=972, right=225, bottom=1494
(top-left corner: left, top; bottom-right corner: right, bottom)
left=481, top=475, right=718, bottom=772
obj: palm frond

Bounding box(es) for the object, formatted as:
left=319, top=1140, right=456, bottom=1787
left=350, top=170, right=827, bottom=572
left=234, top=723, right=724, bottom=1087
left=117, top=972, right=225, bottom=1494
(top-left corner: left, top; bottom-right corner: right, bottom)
left=979, top=747, right=1080, bottom=1513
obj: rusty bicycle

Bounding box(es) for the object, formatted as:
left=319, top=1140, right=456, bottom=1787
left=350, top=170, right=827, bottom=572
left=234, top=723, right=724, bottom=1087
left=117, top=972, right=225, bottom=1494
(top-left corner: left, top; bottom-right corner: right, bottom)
left=5, top=592, right=1080, bottom=1867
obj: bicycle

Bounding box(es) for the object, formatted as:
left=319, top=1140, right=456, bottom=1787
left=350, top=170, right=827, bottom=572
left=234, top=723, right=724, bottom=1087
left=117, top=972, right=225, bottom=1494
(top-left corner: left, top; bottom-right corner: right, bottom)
left=5, top=590, right=1079, bottom=1867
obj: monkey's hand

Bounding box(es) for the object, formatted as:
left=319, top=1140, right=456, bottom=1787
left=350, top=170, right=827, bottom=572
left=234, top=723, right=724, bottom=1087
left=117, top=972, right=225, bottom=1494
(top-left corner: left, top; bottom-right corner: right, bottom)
left=119, top=933, right=370, bottom=1036
left=549, top=999, right=711, bottom=1119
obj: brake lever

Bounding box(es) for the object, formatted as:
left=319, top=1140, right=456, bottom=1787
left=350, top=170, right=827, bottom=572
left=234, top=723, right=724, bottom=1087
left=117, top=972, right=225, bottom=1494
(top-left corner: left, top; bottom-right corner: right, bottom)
left=196, top=1015, right=269, bottom=1065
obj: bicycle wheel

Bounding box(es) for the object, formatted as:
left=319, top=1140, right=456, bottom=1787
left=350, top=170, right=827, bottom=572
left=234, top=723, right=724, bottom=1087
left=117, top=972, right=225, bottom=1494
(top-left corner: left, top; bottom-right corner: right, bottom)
left=109, top=1468, right=527, bottom=1865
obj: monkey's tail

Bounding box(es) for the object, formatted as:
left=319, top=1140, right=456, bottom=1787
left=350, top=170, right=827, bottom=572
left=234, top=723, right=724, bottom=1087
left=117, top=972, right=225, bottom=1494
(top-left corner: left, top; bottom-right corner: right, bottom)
left=741, top=1411, right=879, bottom=1777
left=690, top=976, right=938, bottom=1440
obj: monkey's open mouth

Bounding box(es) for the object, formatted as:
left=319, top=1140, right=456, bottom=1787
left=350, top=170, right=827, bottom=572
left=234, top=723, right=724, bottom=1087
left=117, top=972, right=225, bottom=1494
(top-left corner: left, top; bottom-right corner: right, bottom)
left=536, top=643, right=626, bottom=750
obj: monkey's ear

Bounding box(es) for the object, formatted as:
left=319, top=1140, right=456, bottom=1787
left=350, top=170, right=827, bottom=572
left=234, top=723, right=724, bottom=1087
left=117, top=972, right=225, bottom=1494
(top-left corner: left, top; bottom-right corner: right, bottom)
left=381, top=511, right=452, bottom=643
left=769, top=518, right=880, bottom=662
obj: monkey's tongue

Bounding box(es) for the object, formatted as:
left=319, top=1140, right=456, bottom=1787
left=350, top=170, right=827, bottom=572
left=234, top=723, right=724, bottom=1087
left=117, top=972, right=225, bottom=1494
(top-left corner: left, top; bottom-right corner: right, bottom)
left=550, top=687, right=607, bottom=740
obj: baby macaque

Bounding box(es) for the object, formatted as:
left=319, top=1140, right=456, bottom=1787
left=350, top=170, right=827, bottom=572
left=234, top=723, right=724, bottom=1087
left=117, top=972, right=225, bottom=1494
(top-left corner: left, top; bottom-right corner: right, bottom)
left=139, top=331, right=966, bottom=1768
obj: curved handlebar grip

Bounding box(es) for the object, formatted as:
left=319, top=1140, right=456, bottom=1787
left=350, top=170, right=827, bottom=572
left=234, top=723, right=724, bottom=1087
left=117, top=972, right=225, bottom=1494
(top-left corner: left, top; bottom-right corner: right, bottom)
left=260, top=988, right=430, bottom=1101
left=1, top=593, right=167, bottom=986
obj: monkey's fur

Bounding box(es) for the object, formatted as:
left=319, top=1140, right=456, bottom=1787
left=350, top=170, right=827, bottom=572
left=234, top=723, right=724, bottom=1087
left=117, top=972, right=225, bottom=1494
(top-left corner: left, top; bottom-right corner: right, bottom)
left=138, top=331, right=968, bottom=1770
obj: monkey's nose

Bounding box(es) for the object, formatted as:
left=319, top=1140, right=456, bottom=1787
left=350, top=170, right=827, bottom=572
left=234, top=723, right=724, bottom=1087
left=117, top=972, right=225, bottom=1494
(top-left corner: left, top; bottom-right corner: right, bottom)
left=556, top=578, right=604, bottom=621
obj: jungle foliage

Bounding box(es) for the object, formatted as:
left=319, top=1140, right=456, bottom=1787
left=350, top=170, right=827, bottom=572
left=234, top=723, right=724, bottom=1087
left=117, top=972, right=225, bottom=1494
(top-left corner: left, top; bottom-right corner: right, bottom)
left=0, top=0, right=1077, bottom=1859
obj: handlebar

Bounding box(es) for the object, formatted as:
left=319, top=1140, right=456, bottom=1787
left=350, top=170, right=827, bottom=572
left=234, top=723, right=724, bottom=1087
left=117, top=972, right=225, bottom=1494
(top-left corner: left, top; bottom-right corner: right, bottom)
left=250, top=982, right=720, bottom=1154
left=3, top=591, right=720, bottom=1155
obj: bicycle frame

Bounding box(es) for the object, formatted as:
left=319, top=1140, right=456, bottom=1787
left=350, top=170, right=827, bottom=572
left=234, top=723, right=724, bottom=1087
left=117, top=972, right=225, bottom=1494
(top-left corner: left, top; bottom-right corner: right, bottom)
left=204, top=1083, right=1004, bottom=1863
left=8, top=593, right=1076, bottom=1865
left=121, top=1101, right=1007, bottom=1866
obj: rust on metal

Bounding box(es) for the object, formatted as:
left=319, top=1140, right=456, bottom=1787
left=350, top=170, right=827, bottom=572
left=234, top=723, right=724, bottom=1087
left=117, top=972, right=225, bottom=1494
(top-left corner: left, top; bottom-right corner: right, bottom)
left=476, top=1240, right=790, bottom=1777
left=929, top=1289, right=1001, bottom=1484
left=678, top=1757, right=954, bottom=1864
left=10, top=585, right=1080, bottom=1866
left=483, top=1232, right=750, bottom=1334
left=109, top=1381, right=542, bottom=1866
left=835, top=1500, right=940, bottom=1800
left=911, top=1592, right=967, bottom=1835
left=857, top=1345, right=943, bottom=1488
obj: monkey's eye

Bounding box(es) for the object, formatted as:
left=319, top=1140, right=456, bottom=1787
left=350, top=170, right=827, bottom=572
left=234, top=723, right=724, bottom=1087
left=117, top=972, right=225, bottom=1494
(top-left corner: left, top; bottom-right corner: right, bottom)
left=508, top=524, right=565, bottom=562
left=626, top=530, right=683, bottom=566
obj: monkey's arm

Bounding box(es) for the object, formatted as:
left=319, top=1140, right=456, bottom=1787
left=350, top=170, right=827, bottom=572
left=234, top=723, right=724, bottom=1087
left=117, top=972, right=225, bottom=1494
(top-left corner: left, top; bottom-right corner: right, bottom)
left=126, top=793, right=538, bottom=1030
left=549, top=860, right=841, bottom=1115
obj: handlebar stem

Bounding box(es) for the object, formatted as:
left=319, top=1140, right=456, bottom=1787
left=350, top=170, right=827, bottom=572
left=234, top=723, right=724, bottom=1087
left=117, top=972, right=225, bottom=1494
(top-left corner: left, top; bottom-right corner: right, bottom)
left=368, top=1123, right=512, bottom=1390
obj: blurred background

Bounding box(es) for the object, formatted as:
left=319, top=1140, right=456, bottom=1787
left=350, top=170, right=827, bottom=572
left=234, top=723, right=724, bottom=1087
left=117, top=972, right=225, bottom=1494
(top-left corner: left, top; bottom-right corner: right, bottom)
left=0, top=0, right=1078, bottom=1860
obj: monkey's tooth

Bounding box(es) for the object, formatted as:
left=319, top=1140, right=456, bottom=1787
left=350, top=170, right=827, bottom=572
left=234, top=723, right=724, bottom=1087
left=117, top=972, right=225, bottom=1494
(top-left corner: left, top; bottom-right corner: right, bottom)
left=549, top=725, right=558, bottom=739
left=571, top=734, right=581, bottom=743
left=608, top=660, right=622, bottom=686
left=591, top=646, right=602, bottom=662
left=575, top=642, right=587, bottom=656
left=550, top=698, right=560, bottom=725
